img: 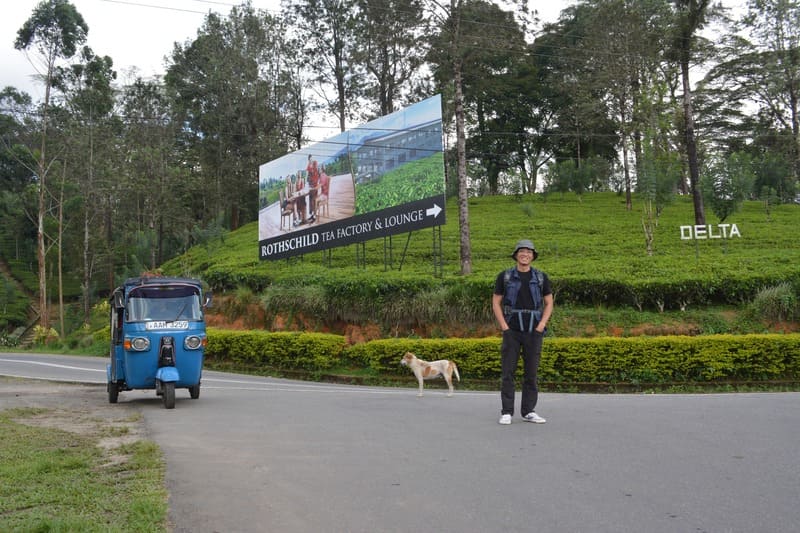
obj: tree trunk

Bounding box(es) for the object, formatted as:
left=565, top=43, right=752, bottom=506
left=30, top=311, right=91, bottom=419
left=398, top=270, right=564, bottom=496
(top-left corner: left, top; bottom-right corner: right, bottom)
left=83, top=118, right=94, bottom=325
left=622, top=136, right=632, bottom=210
left=83, top=196, right=91, bottom=324
left=58, top=175, right=64, bottom=338
left=619, top=98, right=632, bottom=210
left=106, top=202, right=114, bottom=293
left=454, top=57, right=472, bottom=275
left=37, top=77, right=51, bottom=331
left=681, top=53, right=705, bottom=225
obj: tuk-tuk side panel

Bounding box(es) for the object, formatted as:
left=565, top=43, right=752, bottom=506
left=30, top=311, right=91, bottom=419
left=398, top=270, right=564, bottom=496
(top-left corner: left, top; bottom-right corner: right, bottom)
left=109, top=290, right=127, bottom=384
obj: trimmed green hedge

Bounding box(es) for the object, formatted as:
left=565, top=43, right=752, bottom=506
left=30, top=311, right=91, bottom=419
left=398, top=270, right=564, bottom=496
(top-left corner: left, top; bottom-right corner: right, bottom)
left=207, top=329, right=348, bottom=371
left=205, top=328, right=800, bottom=385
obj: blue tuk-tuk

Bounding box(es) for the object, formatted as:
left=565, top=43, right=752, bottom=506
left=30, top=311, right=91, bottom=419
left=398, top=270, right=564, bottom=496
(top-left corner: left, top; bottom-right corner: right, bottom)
left=107, top=276, right=211, bottom=409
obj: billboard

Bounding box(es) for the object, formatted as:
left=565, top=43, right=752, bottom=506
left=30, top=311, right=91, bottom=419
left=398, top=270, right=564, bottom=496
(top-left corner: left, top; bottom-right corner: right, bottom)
left=257, top=95, right=445, bottom=260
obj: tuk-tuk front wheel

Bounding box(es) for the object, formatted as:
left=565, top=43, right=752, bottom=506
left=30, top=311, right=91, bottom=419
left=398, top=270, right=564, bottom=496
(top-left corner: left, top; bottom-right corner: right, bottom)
left=162, top=382, right=175, bottom=409
left=108, top=383, right=118, bottom=404
left=189, top=384, right=200, bottom=399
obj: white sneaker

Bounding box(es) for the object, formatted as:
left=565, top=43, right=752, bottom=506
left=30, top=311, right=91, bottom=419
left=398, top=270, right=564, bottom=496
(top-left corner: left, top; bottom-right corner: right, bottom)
left=522, top=412, right=546, bottom=424
left=499, top=414, right=512, bottom=425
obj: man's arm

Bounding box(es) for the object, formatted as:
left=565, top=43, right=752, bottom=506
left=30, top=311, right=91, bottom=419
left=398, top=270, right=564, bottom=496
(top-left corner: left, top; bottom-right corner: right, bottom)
left=492, top=293, right=509, bottom=331
left=536, top=293, right=554, bottom=333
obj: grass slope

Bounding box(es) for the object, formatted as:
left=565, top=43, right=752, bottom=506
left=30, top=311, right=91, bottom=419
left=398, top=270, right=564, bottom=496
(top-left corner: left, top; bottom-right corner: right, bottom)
left=166, top=192, right=799, bottom=286
left=161, top=192, right=799, bottom=337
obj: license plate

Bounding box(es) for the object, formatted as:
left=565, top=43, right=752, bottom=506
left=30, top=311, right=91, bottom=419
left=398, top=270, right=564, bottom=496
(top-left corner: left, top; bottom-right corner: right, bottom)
left=145, top=320, right=189, bottom=330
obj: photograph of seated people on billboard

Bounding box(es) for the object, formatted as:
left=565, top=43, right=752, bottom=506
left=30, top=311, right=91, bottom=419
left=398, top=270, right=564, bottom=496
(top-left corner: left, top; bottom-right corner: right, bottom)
left=258, top=150, right=353, bottom=236
left=258, top=94, right=445, bottom=260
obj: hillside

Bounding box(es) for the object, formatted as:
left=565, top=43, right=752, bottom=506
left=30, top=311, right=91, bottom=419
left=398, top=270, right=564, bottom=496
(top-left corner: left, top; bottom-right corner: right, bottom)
left=162, top=192, right=800, bottom=338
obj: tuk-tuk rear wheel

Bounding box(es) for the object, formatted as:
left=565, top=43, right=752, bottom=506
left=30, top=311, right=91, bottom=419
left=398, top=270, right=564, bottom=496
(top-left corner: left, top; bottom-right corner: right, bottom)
left=163, top=382, right=175, bottom=409
left=189, top=384, right=200, bottom=399
left=108, top=383, right=118, bottom=404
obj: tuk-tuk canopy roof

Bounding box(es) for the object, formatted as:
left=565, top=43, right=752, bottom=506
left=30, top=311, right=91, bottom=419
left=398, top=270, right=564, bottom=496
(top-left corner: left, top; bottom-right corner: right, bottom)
left=112, top=277, right=205, bottom=299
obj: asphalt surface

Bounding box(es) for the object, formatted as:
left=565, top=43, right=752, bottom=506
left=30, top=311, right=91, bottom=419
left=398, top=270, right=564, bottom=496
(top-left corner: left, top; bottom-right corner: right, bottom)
left=2, top=352, right=799, bottom=533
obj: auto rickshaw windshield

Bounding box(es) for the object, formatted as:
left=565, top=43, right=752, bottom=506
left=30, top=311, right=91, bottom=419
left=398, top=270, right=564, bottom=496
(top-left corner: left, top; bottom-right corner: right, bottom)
left=126, top=287, right=203, bottom=322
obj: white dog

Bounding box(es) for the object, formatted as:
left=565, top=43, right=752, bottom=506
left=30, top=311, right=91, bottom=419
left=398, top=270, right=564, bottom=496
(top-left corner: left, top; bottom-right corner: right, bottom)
left=400, top=352, right=460, bottom=397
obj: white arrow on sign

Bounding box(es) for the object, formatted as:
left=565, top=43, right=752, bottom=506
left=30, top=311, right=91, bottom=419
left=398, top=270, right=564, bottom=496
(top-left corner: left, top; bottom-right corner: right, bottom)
left=426, top=203, right=442, bottom=218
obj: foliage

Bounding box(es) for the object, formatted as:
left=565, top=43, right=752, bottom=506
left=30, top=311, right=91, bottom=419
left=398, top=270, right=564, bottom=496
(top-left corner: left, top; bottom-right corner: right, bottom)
left=749, top=282, right=798, bottom=323
left=165, top=5, right=296, bottom=231
left=353, top=0, right=430, bottom=118
left=702, top=152, right=755, bottom=222
left=205, top=328, right=800, bottom=385
left=0, top=332, right=20, bottom=347
left=206, top=329, right=348, bottom=371
left=32, top=325, right=59, bottom=345
left=0, top=274, right=30, bottom=330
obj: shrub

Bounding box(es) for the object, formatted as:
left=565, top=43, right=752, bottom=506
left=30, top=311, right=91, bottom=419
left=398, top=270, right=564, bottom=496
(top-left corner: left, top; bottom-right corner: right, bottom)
left=32, top=325, right=60, bottom=345
left=750, top=282, right=797, bottom=322
left=206, top=329, right=800, bottom=385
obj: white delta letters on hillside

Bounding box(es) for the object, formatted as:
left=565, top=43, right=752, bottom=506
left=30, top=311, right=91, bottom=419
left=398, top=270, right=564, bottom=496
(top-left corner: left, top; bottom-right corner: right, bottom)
left=680, top=223, right=742, bottom=240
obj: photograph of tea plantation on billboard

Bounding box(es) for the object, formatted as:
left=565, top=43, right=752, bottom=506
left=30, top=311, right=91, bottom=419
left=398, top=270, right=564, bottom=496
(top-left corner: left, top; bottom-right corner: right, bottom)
left=258, top=94, right=445, bottom=260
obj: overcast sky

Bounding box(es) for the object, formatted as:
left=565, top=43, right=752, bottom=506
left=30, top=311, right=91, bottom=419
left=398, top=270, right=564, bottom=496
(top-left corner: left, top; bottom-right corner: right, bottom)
left=3, top=0, right=577, bottom=98
left=3, top=0, right=745, bottom=142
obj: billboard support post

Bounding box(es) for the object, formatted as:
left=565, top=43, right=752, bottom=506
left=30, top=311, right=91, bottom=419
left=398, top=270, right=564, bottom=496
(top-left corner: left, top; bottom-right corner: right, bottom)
left=397, top=233, right=413, bottom=271
left=355, top=242, right=366, bottom=269
left=383, top=235, right=394, bottom=271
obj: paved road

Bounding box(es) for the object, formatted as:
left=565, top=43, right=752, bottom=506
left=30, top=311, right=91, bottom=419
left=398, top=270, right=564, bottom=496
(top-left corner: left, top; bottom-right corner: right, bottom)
left=2, top=352, right=799, bottom=533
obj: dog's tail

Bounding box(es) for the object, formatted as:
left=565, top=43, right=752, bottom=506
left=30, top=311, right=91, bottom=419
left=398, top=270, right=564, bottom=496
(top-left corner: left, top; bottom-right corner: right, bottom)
left=452, top=362, right=460, bottom=381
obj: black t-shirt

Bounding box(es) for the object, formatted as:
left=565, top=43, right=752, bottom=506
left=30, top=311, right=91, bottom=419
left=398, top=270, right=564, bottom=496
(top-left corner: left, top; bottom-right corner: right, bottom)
left=494, top=268, right=552, bottom=310
left=495, top=268, right=551, bottom=331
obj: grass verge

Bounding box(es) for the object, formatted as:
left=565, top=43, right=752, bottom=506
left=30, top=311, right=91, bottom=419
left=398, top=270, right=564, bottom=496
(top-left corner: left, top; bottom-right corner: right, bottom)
left=0, top=405, right=167, bottom=532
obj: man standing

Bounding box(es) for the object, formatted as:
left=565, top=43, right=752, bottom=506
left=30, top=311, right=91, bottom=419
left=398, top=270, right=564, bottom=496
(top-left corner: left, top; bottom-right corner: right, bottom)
left=492, top=239, right=554, bottom=425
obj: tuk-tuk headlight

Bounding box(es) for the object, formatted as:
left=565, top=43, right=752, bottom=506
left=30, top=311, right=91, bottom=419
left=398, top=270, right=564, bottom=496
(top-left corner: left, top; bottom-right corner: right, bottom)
left=184, top=335, right=204, bottom=350
left=126, top=337, right=150, bottom=351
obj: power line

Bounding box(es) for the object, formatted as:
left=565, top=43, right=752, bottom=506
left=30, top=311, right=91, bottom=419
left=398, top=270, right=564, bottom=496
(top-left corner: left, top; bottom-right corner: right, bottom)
left=100, top=0, right=208, bottom=15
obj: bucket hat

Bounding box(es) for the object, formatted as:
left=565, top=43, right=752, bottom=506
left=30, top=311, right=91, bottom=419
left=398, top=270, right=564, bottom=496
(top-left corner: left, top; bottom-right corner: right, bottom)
left=511, top=239, right=538, bottom=260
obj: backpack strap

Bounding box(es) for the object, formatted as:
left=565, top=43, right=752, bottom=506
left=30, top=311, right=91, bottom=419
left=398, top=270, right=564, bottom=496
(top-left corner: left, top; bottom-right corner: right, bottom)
left=503, top=267, right=513, bottom=289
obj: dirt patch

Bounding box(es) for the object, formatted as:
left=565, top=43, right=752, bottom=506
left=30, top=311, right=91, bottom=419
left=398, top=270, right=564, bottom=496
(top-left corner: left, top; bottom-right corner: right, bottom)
left=0, top=377, right=147, bottom=463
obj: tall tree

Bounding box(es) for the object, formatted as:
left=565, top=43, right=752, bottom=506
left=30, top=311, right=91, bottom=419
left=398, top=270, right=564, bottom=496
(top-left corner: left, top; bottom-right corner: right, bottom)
left=166, top=5, right=293, bottom=231
left=702, top=0, right=800, bottom=195
left=427, top=0, right=530, bottom=272
left=426, top=0, right=472, bottom=274
left=573, top=0, right=672, bottom=210
left=56, top=46, right=116, bottom=319
left=743, top=0, right=800, bottom=182
left=670, top=0, right=715, bottom=225
left=454, top=1, right=532, bottom=195
left=14, top=0, right=88, bottom=330
left=288, top=0, right=360, bottom=131
left=533, top=5, right=620, bottom=193
left=353, top=0, right=430, bottom=118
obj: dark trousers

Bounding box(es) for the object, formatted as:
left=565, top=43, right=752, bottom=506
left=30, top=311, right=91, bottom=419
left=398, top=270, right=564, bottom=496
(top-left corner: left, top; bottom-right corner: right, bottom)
left=308, top=189, right=317, bottom=215
left=500, top=329, right=543, bottom=416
